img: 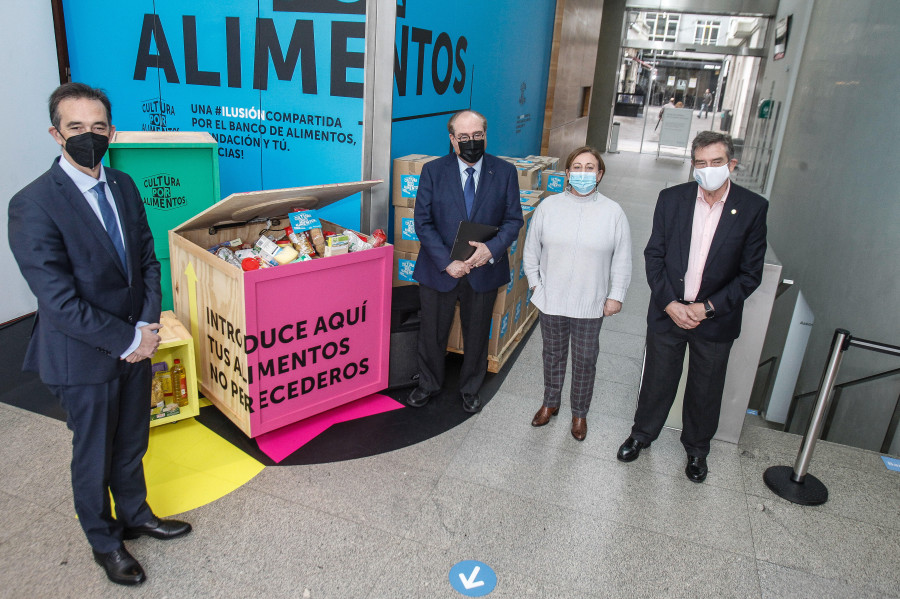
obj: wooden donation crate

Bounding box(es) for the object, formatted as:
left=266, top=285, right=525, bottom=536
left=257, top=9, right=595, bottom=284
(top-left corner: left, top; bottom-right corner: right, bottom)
left=151, top=311, right=200, bottom=427
left=169, top=181, right=392, bottom=437
left=107, top=131, right=221, bottom=311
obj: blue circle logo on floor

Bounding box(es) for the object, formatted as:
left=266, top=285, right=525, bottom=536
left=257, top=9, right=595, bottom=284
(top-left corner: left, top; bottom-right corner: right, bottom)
left=449, top=560, right=497, bottom=596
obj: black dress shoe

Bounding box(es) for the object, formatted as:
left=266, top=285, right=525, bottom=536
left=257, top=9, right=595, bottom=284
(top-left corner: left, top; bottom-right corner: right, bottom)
left=407, top=386, right=436, bottom=408
left=685, top=456, right=708, bottom=483
left=93, top=547, right=146, bottom=585
left=461, top=392, right=482, bottom=413
left=124, top=517, right=192, bottom=540
left=616, top=436, right=650, bottom=462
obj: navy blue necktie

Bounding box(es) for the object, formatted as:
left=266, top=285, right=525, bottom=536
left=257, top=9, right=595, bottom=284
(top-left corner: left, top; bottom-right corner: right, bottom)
left=464, top=167, right=476, bottom=217
left=92, top=182, right=127, bottom=271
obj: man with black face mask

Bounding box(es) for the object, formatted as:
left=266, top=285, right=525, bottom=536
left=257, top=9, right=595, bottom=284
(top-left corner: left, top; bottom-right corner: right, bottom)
left=7, top=82, right=191, bottom=586
left=408, top=110, right=523, bottom=413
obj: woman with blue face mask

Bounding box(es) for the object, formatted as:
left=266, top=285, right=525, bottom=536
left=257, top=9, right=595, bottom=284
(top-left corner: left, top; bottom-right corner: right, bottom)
left=522, top=146, right=633, bottom=440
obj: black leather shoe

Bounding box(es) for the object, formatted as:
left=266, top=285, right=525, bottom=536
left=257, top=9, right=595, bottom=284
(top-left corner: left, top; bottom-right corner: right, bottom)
left=407, top=386, right=436, bottom=408
left=685, top=456, right=708, bottom=483
left=124, top=517, right=192, bottom=540
left=461, top=392, right=482, bottom=413
left=93, top=547, right=146, bottom=585
left=616, top=437, right=650, bottom=462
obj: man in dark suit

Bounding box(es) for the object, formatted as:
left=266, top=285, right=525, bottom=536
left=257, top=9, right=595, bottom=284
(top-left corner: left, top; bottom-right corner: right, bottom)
left=7, top=83, right=191, bottom=586
left=617, top=131, right=768, bottom=483
left=408, top=110, right=523, bottom=413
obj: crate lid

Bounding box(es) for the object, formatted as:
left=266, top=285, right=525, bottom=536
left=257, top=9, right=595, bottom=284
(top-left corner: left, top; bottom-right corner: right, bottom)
left=110, top=131, right=216, bottom=147
left=174, top=180, right=382, bottom=232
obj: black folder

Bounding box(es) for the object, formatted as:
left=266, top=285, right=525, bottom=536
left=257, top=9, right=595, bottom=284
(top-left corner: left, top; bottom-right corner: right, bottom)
left=450, top=221, right=499, bottom=261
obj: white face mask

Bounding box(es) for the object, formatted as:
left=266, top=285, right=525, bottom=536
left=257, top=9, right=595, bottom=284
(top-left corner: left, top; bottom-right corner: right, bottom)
left=693, top=164, right=731, bottom=191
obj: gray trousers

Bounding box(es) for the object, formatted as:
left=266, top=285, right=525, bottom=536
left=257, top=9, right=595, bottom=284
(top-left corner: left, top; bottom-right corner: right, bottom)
left=539, top=311, right=604, bottom=418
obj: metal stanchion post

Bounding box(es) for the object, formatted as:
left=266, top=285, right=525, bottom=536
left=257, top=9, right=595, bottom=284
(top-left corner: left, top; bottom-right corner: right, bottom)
left=763, top=329, right=851, bottom=505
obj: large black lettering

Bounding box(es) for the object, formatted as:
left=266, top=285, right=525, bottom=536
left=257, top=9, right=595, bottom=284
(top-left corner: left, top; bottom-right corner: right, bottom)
left=454, top=36, right=468, bottom=93
left=410, top=27, right=432, bottom=96
left=134, top=14, right=179, bottom=83
left=226, top=16, right=242, bottom=88
left=393, top=24, right=409, bottom=97
left=183, top=15, right=220, bottom=86
left=331, top=20, right=364, bottom=98
left=258, top=358, right=276, bottom=378
left=431, top=32, right=453, bottom=95
left=253, top=18, right=317, bottom=92
left=273, top=0, right=365, bottom=14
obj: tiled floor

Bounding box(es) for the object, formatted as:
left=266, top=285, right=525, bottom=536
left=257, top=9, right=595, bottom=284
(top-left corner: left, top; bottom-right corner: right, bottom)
left=1, top=151, right=898, bottom=598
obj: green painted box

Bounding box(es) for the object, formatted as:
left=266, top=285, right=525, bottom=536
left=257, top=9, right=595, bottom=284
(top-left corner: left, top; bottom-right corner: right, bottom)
left=107, top=131, right=221, bottom=311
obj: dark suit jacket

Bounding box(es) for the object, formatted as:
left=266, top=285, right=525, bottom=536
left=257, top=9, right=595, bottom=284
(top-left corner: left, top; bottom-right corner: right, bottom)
left=645, top=181, right=767, bottom=341
left=8, top=158, right=161, bottom=385
left=413, top=152, right=523, bottom=293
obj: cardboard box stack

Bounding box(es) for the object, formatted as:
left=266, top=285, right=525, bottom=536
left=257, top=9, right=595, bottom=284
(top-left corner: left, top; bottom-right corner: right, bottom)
left=391, top=155, right=438, bottom=287
left=525, top=155, right=560, bottom=171
left=392, top=153, right=546, bottom=358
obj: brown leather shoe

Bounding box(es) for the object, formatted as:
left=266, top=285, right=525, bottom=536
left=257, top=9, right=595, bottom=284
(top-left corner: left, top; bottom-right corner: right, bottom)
left=571, top=417, right=587, bottom=441
left=531, top=406, right=559, bottom=427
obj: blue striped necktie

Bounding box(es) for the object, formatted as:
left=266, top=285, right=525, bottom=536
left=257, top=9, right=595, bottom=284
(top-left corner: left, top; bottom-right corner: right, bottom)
left=92, top=182, right=127, bottom=271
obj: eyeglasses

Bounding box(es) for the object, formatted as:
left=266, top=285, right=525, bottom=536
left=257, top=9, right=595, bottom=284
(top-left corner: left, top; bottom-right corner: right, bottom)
left=455, top=132, right=485, bottom=142
left=693, top=158, right=729, bottom=168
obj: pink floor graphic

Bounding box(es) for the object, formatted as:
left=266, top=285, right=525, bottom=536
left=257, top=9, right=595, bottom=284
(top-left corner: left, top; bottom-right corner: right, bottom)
left=254, top=393, right=405, bottom=463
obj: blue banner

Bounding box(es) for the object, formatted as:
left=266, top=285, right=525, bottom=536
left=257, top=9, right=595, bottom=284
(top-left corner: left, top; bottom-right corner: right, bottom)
left=64, top=0, right=366, bottom=229
left=390, top=0, right=556, bottom=160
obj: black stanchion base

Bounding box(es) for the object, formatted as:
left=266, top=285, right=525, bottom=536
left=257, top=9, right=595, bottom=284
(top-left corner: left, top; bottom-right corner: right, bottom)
left=763, top=465, right=829, bottom=506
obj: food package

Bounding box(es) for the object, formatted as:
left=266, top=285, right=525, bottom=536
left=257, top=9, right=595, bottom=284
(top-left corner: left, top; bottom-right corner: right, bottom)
left=284, top=226, right=316, bottom=257
left=288, top=210, right=326, bottom=256
left=343, top=230, right=373, bottom=252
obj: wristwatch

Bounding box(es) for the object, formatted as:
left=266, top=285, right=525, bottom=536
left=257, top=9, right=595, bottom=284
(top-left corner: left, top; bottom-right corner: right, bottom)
left=703, top=300, right=716, bottom=319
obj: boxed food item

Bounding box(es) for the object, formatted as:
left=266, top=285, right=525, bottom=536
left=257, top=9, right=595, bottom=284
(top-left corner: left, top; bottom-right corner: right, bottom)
left=520, top=189, right=543, bottom=207
left=393, top=206, right=420, bottom=253
left=393, top=249, right=418, bottom=287
left=392, top=154, right=439, bottom=208
left=515, top=164, right=542, bottom=191
left=542, top=170, right=567, bottom=194
left=492, top=267, right=518, bottom=313
left=487, top=307, right=513, bottom=356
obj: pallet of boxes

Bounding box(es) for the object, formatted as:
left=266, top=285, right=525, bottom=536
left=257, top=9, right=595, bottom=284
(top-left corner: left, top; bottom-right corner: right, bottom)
left=391, top=154, right=556, bottom=373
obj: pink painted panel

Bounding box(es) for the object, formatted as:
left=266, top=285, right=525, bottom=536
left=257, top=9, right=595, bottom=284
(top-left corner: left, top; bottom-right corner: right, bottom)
left=242, top=245, right=392, bottom=436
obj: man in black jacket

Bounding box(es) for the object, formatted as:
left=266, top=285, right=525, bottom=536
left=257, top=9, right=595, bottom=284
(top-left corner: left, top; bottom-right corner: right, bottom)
left=617, top=131, right=768, bottom=483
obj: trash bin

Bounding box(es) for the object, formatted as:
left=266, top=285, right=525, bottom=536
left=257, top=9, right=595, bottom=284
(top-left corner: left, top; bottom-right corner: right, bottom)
left=608, top=122, right=621, bottom=153
left=720, top=109, right=733, bottom=132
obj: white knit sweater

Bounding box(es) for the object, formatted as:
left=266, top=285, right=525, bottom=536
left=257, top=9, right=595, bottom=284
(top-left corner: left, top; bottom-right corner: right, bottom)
left=523, top=190, right=632, bottom=318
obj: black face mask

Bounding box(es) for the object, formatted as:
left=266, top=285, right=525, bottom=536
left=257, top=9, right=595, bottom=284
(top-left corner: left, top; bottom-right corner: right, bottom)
left=457, top=139, right=485, bottom=164
left=60, top=131, right=109, bottom=168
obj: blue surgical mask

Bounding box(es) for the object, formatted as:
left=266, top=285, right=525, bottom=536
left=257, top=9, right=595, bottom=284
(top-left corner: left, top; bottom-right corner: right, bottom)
left=568, top=171, right=598, bottom=195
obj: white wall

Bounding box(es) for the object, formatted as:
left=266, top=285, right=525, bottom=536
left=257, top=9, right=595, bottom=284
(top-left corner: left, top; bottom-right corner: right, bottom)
left=0, top=4, right=62, bottom=322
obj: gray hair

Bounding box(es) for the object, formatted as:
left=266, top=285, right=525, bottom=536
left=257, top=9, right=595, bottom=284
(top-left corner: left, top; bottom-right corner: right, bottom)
left=691, top=131, right=734, bottom=162
left=447, top=110, right=487, bottom=135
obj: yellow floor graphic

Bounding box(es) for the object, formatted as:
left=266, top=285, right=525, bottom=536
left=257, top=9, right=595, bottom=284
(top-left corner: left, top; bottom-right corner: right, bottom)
left=143, top=418, right=264, bottom=517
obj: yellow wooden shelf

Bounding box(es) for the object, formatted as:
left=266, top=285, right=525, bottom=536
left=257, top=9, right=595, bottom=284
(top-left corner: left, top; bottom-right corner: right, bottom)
left=150, top=311, right=200, bottom=428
